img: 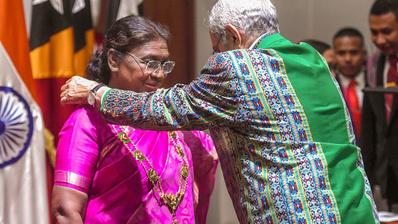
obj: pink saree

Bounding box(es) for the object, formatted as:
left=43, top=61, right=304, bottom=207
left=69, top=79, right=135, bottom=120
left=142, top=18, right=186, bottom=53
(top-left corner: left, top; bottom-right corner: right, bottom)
left=54, top=107, right=218, bottom=224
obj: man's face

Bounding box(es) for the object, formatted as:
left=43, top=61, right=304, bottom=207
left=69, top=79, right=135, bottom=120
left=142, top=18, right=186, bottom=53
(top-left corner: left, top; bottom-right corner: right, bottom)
left=369, top=12, right=398, bottom=56
left=333, top=36, right=366, bottom=78
left=323, top=49, right=336, bottom=72
left=209, top=31, right=238, bottom=54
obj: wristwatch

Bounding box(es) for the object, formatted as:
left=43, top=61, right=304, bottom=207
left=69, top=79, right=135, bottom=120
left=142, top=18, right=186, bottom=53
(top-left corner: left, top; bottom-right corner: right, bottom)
left=87, top=83, right=106, bottom=106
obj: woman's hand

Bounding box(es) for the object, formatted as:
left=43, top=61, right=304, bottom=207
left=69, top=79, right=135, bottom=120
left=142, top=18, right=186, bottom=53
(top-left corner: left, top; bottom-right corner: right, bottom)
left=52, top=186, right=88, bottom=224
left=60, top=76, right=98, bottom=105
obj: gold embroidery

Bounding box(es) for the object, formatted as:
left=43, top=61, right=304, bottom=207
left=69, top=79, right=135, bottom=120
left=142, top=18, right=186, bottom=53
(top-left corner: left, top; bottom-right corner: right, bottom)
left=148, top=168, right=159, bottom=182
left=115, top=126, right=189, bottom=224
left=133, top=151, right=145, bottom=161
left=117, top=132, right=131, bottom=144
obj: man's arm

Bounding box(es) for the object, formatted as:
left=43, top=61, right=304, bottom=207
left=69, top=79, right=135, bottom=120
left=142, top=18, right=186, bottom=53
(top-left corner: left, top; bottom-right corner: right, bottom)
left=98, top=52, right=241, bottom=130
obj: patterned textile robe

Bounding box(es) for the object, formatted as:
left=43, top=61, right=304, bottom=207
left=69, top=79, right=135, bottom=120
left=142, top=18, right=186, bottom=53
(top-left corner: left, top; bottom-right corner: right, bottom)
left=99, top=33, right=378, bottom=224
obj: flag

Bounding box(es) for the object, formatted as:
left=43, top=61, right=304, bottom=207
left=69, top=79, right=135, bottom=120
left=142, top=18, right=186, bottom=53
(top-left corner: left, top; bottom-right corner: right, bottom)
left=116, top=0, right=144, bottom=19
left=30, top=0, right=94, bottom=141
left=29, top=2, right=94, bottom=223
left=93, top=0, right=143, bottom=48
left=0, top=0, right=49, bottom=223
left=105, top=0, right=143, bottom=29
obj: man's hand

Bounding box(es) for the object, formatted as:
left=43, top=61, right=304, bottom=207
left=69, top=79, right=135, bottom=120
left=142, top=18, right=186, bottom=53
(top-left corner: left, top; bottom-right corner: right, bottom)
left=60, top=76, right=98, bottom=104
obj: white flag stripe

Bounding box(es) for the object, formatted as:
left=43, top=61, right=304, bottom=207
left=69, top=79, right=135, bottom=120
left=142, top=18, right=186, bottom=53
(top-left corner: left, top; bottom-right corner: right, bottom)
left=116, top=0, right=143, bottom=19
left=0, top=42, right=49, bottom=224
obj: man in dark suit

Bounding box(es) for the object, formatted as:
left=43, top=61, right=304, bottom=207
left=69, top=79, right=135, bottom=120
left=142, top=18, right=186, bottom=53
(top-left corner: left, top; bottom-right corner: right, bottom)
left=333, top=28, right=367, bottom=142
left=362, top=0, right=398, bottom=212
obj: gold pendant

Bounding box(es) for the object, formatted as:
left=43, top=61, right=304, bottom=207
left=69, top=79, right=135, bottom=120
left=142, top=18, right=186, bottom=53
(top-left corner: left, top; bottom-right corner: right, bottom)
left=117, top=128, right=187, bottom=224
left=161, top=193, right=179, bottom=213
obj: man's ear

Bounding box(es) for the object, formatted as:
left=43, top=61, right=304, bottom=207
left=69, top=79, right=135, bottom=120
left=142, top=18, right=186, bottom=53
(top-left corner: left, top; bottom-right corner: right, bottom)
left=225, top=24, right=243, bottom=46
left=107, top=49, right=120, bottom=72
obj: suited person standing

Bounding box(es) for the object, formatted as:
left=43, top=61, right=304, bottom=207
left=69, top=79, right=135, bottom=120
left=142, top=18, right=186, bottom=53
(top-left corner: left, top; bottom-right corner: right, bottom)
left=363, top=0, right=398, bottom=212
left=333, top=28, right=367, bottom=142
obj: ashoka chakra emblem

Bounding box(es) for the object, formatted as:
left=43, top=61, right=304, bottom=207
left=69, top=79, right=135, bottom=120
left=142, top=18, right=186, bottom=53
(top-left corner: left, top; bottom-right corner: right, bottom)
left=0, top=87, right=33, bottom=168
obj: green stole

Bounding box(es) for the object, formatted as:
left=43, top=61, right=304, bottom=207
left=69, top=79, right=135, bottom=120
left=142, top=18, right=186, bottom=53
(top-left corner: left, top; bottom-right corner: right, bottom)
left=255, top=33, right=376, bottom=223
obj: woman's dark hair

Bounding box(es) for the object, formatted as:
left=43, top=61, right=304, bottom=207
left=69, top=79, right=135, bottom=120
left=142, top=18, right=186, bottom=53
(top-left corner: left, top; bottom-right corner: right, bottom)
left=301, top=39, right=331, bottom=55
left=86, top=15, right=170, bottom=84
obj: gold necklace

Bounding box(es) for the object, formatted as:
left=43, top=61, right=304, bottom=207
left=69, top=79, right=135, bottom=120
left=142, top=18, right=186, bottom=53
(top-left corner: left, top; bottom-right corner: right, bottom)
left=114, top=126, right=189, bottom=224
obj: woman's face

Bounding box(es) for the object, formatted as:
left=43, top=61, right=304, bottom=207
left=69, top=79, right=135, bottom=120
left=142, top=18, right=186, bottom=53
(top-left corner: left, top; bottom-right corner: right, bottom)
left=108, top=39, right=170, bottom=92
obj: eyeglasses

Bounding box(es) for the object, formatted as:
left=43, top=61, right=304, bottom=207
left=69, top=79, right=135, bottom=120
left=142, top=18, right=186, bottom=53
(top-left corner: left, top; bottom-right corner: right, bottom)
left=123, top=51, right=175, bottom=75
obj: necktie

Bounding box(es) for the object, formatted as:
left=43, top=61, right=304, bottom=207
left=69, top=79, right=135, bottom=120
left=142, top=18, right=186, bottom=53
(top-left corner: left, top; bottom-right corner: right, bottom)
left=386, top=55, right=398, bottom=123
left=346, top=80, right=361, bottom=137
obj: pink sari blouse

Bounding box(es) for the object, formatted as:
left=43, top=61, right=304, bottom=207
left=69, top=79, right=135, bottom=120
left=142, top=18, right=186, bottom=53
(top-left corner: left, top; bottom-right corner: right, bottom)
left=54, top=107, right=218, bottom=224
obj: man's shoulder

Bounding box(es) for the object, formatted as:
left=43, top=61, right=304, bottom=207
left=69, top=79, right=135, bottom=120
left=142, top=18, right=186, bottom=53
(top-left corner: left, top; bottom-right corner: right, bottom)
left=210, top=48, right=273, bottom=60
left=366, top=51, right=385, bottom=87
left=368, top=51, right=383, bottom=61
left=367, top=51, right=385, bottom=69
left=209, top=49, right=275, bottom=65
left=201, top=49, right=277, bottom=77
left=202, top=50, right=250, bottom=74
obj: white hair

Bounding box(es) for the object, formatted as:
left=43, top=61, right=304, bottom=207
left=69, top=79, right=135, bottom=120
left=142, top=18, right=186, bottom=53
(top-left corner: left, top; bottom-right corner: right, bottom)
left=208, top=0, right=279, bottom=40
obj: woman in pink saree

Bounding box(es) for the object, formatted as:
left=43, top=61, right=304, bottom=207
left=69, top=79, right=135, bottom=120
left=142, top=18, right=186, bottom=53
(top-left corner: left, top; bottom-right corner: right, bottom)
left=52, top=15, right=218, bottom=224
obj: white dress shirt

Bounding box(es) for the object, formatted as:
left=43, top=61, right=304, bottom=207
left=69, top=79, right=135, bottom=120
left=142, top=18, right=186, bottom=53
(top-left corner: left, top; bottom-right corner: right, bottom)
left=338, top=71, right=366, bottom=108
